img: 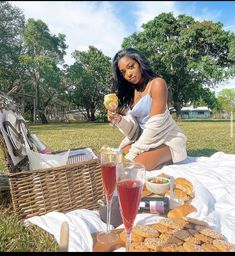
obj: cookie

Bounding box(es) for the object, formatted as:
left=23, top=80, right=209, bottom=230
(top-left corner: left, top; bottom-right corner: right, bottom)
left=119, top=230, right=144, bottom=242
left=149, top=223, right=173, bottom=234
left=194, top=233, right=214, bottom=244
left=144, top=237, right=166, bottom=251
left=132, top=224, right=159, bottom=238
left=184, top=222, right=195, bottom=229
left=202, top=243, right=219, bottom=252
left=160, top=244, right=179, bottom=252
left=130, top=242, right=150, bottom=252
left=183, top=242, right=204, bottom=252
left=187, top=228, right=198, bottom=236
left=199, top=228, right=226, bottom=240
left=159, top=233, right=183, bottom=245
left=213, top=239, right=235, bottom=252
left=172, top=229, right=192, bottom=241
left=194, top=224, right=207, bottom=232
left=159, top=218, right=182, bottom=229
left=171, top=218, right=189, bottom=228
left=185, top=217, right=209, bottom=227
left=185, top=236, right=201, bottom=245
left=177, top=245, right=186, bottom=252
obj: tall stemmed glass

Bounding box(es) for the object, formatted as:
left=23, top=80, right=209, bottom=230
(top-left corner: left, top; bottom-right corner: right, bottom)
left=97, top=146, right=122, bottom=244
left=116, top=162, right=145, bottom=252
left=103, top=93, right=118, bottom=127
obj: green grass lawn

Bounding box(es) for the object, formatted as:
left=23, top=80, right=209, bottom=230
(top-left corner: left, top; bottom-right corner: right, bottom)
left=0, top=120, right=234, bottom=251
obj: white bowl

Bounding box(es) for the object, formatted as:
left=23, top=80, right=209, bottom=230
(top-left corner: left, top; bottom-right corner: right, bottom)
left=145, top=176, right=170, bottom=195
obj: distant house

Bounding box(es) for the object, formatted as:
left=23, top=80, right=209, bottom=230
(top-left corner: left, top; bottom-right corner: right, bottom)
left=181, top=106, right=212, bottom=119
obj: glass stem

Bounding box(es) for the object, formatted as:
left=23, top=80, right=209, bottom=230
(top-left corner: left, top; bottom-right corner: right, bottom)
left=125, top=230, right=132, bottom=252
left=111, top=111, right=116, bottom=127
left=106, top=197, right=112, bottom=233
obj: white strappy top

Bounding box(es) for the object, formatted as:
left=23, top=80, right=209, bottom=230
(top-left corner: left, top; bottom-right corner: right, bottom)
left=128, top=82, right=152, bottom=130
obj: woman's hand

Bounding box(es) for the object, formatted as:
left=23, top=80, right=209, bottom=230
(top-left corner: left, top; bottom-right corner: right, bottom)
left=107, top=110, right=122, bottom=124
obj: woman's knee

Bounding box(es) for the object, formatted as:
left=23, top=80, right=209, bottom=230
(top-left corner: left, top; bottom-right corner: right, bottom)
left=134, top=145, right=172, bottom=171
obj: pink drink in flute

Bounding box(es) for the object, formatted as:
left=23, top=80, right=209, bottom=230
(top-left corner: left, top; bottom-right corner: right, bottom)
left=97, top=146, right=122, bottom=244
left=117, top=162, right=145, bottom=252
left=117, top=179, right=143, bottom=233
left=101, top=163, right=116, bottom=201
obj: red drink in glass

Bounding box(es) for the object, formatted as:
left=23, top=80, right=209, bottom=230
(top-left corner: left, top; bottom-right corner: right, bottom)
left=96, top=146, right=121, bottom=244
left=117, top=179, right=143, bottom=233
left=101, top=163, right=116, bottom=201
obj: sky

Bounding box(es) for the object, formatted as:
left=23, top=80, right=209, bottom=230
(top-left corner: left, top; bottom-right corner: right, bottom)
left=11, top=1, right=235, bottom=93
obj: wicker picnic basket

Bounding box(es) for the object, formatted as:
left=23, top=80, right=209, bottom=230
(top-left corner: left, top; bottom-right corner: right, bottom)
left=0, top=110, right=104, bottom=220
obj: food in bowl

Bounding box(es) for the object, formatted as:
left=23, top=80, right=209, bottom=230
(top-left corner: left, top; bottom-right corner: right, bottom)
left=145, top=176, right=170, bottom=195
left=148, top=177, right=169, bottom=184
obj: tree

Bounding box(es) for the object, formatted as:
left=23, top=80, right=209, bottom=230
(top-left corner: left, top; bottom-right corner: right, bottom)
left=20, top=18, right=67, bottom=123
left=67, top=46, right=112, bottom=121
left=217, top=88, right=235, bottom=114
left=192, top=88, right=219, bottom=110
left=122, top=13, right=235, bottom=117
left=0, top=1, right=25, bottom=92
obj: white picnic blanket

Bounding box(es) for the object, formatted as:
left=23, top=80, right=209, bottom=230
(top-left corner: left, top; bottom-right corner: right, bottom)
left=24, top=151, right=235, bottom=251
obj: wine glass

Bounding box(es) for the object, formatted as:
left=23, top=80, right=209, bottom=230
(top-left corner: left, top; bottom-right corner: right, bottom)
left=103, top=93, right=118, bottom=126
left=116, top=162, right=145, bottom=252
left=97, top=146, right=122, bottom=244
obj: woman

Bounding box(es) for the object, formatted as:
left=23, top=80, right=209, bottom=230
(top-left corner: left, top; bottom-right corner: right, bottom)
left=108, top=48, right=187, bottom=171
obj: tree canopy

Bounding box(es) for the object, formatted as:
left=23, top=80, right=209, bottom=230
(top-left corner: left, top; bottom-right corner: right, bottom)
left=20, top=18, right=67, bottom=123
left=217, top=88, right=235, bottom=113
left=122, top=13, right=235, bottom=117
left=0, top=1, right=25, bottom=91
left=66, top=46, right=112, bottom=121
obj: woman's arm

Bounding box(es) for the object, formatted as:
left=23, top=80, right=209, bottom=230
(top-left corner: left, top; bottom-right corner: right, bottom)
left=149, top=77, right=168, bottom=116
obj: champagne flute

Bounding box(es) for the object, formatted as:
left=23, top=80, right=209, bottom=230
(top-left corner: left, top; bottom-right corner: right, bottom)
left=116, top=162, right=145, bottom=252
left=97, top=146, right=122, bottom=244
left=103, top=93, right=118, bottom=126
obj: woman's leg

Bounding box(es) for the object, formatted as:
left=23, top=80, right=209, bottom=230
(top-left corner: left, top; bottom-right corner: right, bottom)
left=121, top=144, right=172, bottom=171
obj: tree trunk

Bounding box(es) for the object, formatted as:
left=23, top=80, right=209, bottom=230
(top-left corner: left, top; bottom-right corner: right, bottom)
left=86, top=108, right=91, bottom=121
left=38, top=110, right=48, bottom=124
left=174, top=102, right=182, bottom=120
left=90, top=110, right=95, bottom=121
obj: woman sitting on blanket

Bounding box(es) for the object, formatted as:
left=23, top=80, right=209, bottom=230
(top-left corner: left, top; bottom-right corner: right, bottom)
left=107, top=48, right=187, bottom=171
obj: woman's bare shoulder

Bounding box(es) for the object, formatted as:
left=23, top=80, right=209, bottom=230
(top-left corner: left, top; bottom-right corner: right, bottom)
left=151, top=77, right=167, bottom=86
left=150, top=77, right=167, bottom=95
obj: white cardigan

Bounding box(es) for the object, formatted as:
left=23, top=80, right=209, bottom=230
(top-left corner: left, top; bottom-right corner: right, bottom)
left=115, top=108, right=187, bottom=163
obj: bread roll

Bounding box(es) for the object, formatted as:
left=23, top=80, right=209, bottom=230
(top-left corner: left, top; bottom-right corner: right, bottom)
left=174, top=177, right=193, bottom=196
left=167, top=204, right=197, bottom=219
left=165, top=188, right=190, bottom=201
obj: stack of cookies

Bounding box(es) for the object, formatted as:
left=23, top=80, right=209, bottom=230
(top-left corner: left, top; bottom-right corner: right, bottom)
left=119, top=217, right=235, bottom=252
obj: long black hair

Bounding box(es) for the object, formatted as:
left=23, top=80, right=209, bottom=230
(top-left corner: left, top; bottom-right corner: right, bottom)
left=112, top=48, right=156, bottom=112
